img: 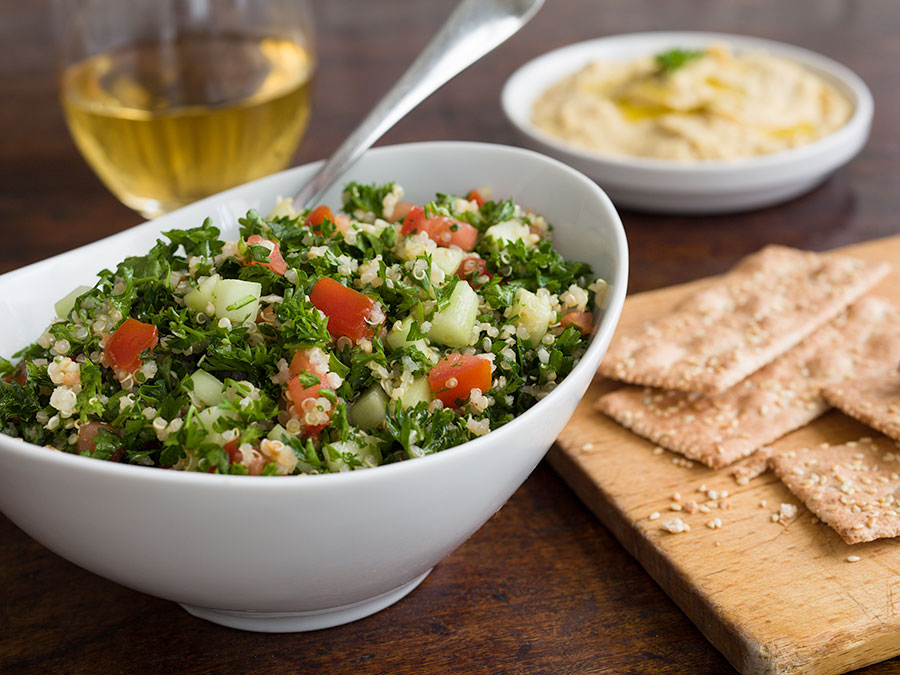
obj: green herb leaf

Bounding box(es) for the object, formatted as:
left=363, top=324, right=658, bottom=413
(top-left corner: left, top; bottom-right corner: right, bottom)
left=655, top=48, right=705, bottom=75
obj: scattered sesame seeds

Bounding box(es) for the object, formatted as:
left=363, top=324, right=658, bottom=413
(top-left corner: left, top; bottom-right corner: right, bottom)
left=661, top=518, right=690, bottom=534
left=649, top=512, right=660, bottom=521
left=846, top=555, right=861, bottom=563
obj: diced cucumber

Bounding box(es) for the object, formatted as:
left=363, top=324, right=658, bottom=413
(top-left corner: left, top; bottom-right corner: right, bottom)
left=484, top=220, right=533, bottom=247
left=432, top=247, right=465, bottom=276
left=267, top=423, right=288, bottom=442
left=197, top=406, right=236, bottom=445
left=508, top=288, right=552, bottom=346
left=356, top=436, right=383, bottom=468
left=324, top=438, right=382, bottom=472
left=386, top=316, right=433, bottom=359
left=400, top=376, right=432, bottom=409
left=188, top=370, right=225, bottom=408
left=429, top=281, right=479, bottom=347
left=212, top=278, right=261, bottom=325
left=348, top=385, right=388, bottom=429
left=54, top=285, right=92, bottom=319
left=184, top=274, right=221, bottom=313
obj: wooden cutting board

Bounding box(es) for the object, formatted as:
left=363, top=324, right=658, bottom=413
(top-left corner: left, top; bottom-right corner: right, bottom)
left=549, top=235, right=900, bottom=675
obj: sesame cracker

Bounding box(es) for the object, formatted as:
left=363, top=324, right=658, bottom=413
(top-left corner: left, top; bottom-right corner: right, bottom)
left=771, top=437, right=900, bottom=544
left=597, top=296, right=900, bottom=468
left=598, top=246, right=889, bottom=394
left=823, top=372, right=900, bottom=443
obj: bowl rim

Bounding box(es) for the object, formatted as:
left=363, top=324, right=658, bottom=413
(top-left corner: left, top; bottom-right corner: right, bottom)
left=0, top=140, right=628, bottom=491
left=501, top=30, right=874, bottom=175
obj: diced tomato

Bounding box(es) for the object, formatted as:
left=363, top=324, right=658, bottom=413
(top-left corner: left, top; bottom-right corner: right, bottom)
left=77, top=422, right=122, bottom=461
left=77, top=422, right=108, bottom=454
left=105, top=318, right=158, bottom=372
left=244, top=234, right=287, bottom=275
left=400, top=205, right=427, bottom=235
left=334, top=213, right=352, bottom=235
left=389, top=200, right=415, bottom=223
left=401, top=206, right=478, bottom=251
left=2, top=362, right=26, bottom=386
left=305, top=205, right=334, bottom=229
left=223, top=439, right=265, bottom=475
left=287, top=348, right=334, bottom=437
left=467, top=189, right=485, bottom=207
left=223, top=439, right=242, bottom=465
left=428, top=353, right=492, bottom=408
left=457, top=256, right=493, bottom=287
left=309, top=276, right=383, bottom=342
left=560, top=311, right=593, bottom=334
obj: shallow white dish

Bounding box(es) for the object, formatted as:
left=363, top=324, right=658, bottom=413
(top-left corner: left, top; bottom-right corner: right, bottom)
left=502, top=32, right=873, bottom=214
left=0, top=142, right=627, bottom=632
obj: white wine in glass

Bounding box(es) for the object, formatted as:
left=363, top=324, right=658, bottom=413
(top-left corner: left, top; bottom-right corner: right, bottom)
left=55, top=0, right=315, bottom=218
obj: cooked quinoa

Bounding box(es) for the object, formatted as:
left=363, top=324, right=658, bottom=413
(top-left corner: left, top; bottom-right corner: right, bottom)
left=0, top=182, right=605, bottom=475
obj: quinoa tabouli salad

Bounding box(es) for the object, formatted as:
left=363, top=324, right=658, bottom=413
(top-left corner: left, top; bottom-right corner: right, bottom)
left=0, top=183, right=606, bottom=475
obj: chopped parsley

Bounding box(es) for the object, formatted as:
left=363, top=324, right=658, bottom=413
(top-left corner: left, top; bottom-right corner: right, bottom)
left=0, top=182, right=604, bottom=476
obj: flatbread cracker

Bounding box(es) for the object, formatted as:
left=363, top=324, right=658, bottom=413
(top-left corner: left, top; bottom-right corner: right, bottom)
left=823, top=372, right=900, bottom=442
left=599, top=246, right=889, bottom=394
left=770, top=438, right=900, bottom=544
left=597, top=296, right=900, bottom=468
left=730, top=447, right=774, bottom=485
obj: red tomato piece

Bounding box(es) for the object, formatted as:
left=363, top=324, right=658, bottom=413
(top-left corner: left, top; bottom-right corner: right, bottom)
left=400, top=205, right=428, bottom=234
left=467, top=189, right=485, bottom=207
left=401, top=207, right=478, bottom=251
left=389, top=200, right=415, bottom=223
left=560, top=311, right=593, bottom=334
left=223, top=439, right=242, bottom=465
left=305, top=205, right=334, bottom=229
left=223, top=439, right=265, bottom=475
left=2, top=362, right=27, bottom=386
left=428, top=353, right=492, bottom=408
left=309, top=276, right=383, bottom=342
left=333, top=213, right=352, bottom=235
left=457, top=256, right=493, bottom=287
left=105, top=318, right=158, bottom=372
left=287, top=348, right=334, bottom=437
left=76, top=422, right=112, bottom=453
left=244, top=234, right=287, bottom=275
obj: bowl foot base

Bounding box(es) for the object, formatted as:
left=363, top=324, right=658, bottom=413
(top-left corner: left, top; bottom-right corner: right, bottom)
left=179, top=569, right=432, bottom=632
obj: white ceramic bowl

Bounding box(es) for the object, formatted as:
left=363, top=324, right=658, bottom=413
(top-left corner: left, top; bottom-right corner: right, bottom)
left=0, top=142, right=627, bottom=632
left=502, top=32, right=873, bottom=214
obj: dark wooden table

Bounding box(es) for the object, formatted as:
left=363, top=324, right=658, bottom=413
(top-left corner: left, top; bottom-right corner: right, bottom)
left=1, top=1, right=898, bottom=672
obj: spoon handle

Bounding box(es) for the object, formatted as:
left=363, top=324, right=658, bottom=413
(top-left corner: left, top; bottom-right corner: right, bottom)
left=292, top=0, right=543, bottom=210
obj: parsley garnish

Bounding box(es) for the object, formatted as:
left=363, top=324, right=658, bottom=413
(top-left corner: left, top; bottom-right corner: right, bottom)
left=655, top=48, right=705, bottom=75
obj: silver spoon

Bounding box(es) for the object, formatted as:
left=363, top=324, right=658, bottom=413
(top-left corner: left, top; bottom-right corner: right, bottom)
left=292, top=0, right=544, bottom=210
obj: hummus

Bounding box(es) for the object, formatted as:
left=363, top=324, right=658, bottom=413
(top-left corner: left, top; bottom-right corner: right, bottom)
left=531, top=45, right=853, bottom=161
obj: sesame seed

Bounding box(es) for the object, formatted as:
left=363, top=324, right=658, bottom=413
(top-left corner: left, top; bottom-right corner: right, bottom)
left=648, top=512, right=660, bottom=521
left=846, top=555, right=861, bottom=563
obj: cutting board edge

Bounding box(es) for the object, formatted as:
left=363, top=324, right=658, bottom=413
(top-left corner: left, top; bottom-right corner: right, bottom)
left=548, top=443, right=900, bottom=675
left=547, top=444, right=771, bottom=674
left=548, top=235, right=900, bottom=675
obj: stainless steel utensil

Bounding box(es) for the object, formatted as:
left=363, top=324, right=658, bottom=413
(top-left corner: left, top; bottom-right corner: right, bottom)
left=292, top=0, right=543, bottom=209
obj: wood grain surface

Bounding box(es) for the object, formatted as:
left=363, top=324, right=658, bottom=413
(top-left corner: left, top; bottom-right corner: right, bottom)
left=1, top=0, right=899, bottom=673
left=551, top=236, right=900, bottom=675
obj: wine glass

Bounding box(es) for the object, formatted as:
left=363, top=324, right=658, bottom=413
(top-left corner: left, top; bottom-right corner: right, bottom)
left=53, top=0, right=315, bottom=218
